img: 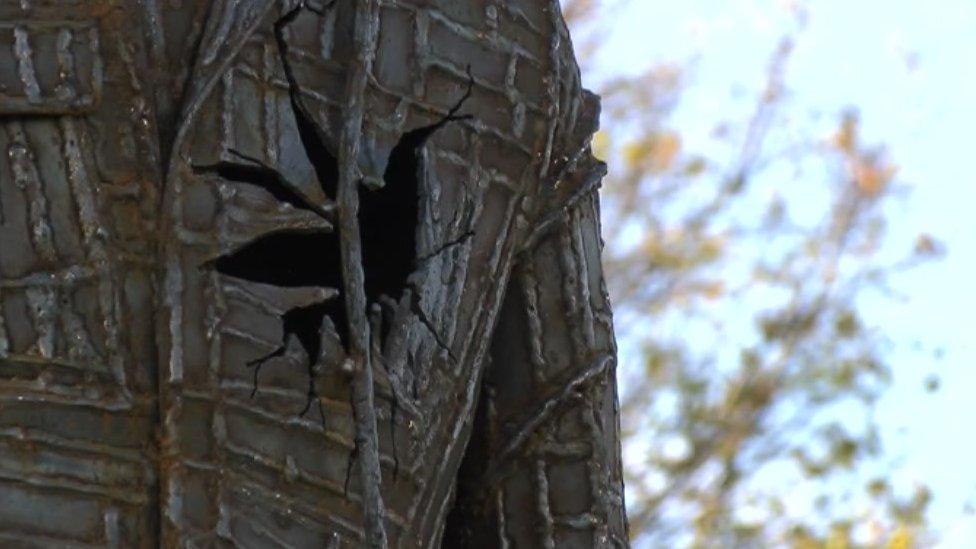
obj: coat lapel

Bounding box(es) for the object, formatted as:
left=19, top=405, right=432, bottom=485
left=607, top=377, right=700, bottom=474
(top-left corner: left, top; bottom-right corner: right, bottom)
left=167, top=0, right=279, bottom=170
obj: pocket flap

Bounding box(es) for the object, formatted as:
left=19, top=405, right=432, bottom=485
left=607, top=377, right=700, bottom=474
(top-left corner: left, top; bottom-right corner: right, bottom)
left=0, top=20, right=102, bottom=115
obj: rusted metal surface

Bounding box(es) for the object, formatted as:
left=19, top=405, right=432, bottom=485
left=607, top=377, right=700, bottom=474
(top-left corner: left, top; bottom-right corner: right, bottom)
left=0, top=0, right=627, bottom=547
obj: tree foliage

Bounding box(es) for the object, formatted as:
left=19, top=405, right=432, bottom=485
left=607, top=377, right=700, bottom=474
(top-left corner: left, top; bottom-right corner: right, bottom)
left=562, top=1, right=942, bottom=546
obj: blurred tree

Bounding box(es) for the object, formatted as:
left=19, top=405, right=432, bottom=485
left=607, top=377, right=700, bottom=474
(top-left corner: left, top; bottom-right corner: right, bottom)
left=561, top=0, right=942, bottom=546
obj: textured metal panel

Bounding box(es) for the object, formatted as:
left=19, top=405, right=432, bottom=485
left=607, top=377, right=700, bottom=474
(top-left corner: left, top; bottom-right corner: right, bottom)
left=0, top=19, right=103, bottom=115
left=0, top=1, right=161, bottom=547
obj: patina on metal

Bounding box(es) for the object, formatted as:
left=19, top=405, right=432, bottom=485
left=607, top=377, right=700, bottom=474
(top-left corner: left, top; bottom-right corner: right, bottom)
left=0, top=0, right=627, bottom=547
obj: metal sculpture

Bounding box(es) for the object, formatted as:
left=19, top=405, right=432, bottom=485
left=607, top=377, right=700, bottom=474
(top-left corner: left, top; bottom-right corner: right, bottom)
left=0, top=0, right=627, bottom=546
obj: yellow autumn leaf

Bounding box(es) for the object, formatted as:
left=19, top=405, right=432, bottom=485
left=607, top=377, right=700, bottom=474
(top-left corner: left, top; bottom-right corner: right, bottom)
left=619, top=132, right=682, bottom=172
left=592, top=130, right=610, bottom=160
left=853, top=159, right=897, bottom=196
left=652, top=132, right=681, bottom=171
left=825, top=525, right=850, bottom=549
left=702, top=280, right=725, bottom=300
left=887, top=525, right=913, bottom=549
left=833, top=111, right=859, bottom=152
left=622, top=140, right=650, bottom=169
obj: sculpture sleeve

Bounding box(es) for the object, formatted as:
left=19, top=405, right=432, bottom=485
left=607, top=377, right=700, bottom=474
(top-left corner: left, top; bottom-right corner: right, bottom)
left=444, top=174, right=629, bottom=547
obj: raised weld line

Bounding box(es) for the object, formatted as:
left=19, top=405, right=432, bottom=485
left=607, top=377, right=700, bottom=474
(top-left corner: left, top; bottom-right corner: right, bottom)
left=220, top=395, right=358, bottom=449
left=520, top=264, right=548, bottom=384
left=226, top=443, right=406, bottom=528
left=86, top=26, right=102, bottom=104
left=224, top=398, right=411, bottom=479
left=0, top=427, right=146, bottom=461
left=201, top=0, right=237, bottom=66
left=274, top=37, right=345, bottom=70
left=503, top=4, right=544, bottom=34
left=177, top=458, right=220, bottom=472
left=0, top=445, right=146, bottom=491
left=496, top=486, right=512, bottom=548
left=221, top=68, right=236, bottom=150
left=579, top=387, right=612, bottom=540
left=218, top=379, right=353, bottom=414
left=0, top=469, right=149, bottom=505
left=0, top=386, right=138, bottom=413
left=423, top=8, right=543, bottom=65
left=427, top=477, right=457, bottom=549
left=572, top=207, right=598, bottom=349
left=25, top=287, right=56, bottom=359
left=557, top=219, right=583, bottom=358
left=218, top=325, right=282, bottom=350
left=0, top=265, right=96, bottom=288
left=519, top=157, right=606, bottom=254
left=261, top=41, right=280, bottom=164
left=261, top=71, right=343, bottom=110
left=224, top=471, right=368, bottom=541
left=221, top=439, right=351, bottom=499
left=370, top=85, right=537, bottom=157
left=6, top=123, right=56, bottom=264
left=534, top=441, right=591, bottom=459
left=0, top=352, right=113, bottom=376
left=55, top=27, right=76, bottom=99
left=553, top=512, right=601, bottom=529
left=480, top=353, right=613, bottom=486
left=538, top=3, right=561, bottom=180
left=534, top=459, right=556, bottom=548
left=0, top=530, right=101, bottom=549
left=13, top=26, right=41, bottom=102
left=60, top=116, right=107, bottom=254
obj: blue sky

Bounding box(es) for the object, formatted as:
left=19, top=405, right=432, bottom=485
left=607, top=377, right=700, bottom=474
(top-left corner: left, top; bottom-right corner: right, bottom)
left=577, top=0, right=976, bottom=543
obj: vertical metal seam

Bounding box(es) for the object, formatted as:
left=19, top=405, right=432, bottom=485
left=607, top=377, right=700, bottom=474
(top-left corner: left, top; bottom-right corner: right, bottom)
left=262, top=40, right=280, bottom=164
left=534, top=458, right=556, bottom=548
left=334, top=0, right=388, bottom=545
left=520, top=261, right=548, bottom=385
left=13, top=26, right=41, bottom=102
left=571, top=205, right=597, bottom=349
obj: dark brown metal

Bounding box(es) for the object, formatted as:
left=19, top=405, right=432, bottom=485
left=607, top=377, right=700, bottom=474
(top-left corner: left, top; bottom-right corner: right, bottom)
left=0, top=0, right=627, bottom=547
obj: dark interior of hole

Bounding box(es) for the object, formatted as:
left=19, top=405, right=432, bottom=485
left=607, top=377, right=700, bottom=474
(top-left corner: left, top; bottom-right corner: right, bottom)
left=211, top=230, right=342, bottom=289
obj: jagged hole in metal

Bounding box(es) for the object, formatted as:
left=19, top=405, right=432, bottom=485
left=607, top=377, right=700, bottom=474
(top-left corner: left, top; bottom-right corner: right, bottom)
left=200, top=4, right=473, bottom=427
